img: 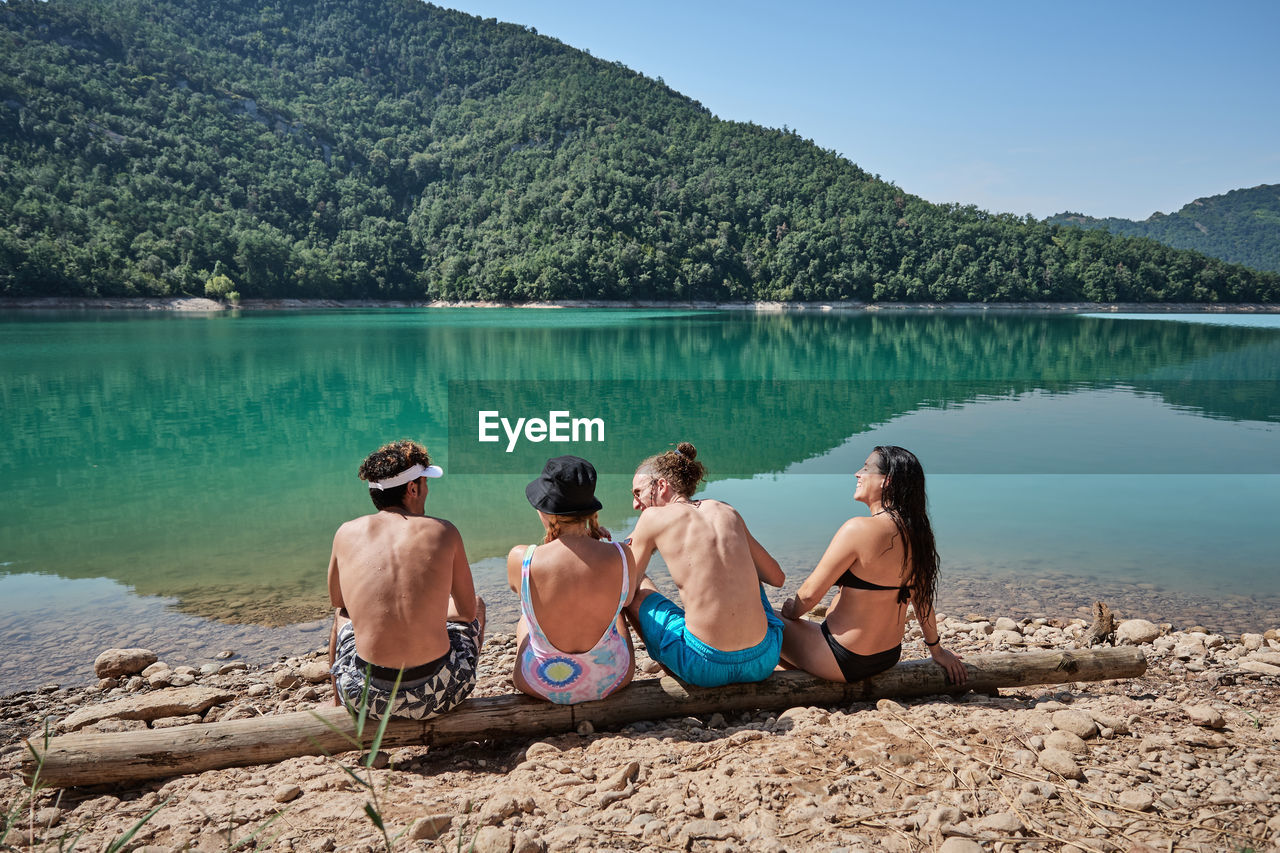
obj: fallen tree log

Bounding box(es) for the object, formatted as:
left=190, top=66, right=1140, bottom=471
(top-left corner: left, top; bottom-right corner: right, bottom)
left=25, top=646, right=1145, bottom=788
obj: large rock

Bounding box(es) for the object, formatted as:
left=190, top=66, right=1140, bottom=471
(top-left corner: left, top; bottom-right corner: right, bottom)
left=60, top=687, right=235, bottom=732
left=93, top=648, right=158, bottom=679
left=1116, top=619, right=1161, bottom=645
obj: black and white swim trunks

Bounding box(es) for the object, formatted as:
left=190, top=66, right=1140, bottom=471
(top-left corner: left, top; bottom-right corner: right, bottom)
left=331, top=619, right=479, bottom=719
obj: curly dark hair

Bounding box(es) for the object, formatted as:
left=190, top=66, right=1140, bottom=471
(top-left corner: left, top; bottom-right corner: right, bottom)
left=636, top=441, right=706, bottom=499
left=357, top=439, right=432, bottom=510
left=873, top=445, right=939, bottom=611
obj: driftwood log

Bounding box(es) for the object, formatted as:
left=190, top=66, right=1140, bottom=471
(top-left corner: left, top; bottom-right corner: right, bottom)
left=26, top=647, right=1145, bottom=788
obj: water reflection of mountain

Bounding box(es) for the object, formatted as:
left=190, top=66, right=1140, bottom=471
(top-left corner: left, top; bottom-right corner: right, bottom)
left=1, top=310, right=1276, bottom=624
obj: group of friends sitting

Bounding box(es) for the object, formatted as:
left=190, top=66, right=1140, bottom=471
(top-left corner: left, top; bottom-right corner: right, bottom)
left=327, top=439, right=967, bottom=720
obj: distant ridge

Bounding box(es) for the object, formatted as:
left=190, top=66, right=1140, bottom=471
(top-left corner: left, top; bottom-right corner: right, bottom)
left=1048, top=185, right=1280, bottom=273
left=1, top=0, right=1276, bottom=303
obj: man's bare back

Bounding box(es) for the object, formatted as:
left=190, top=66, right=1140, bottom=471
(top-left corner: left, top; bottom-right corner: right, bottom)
left=631, top=498, right=783, bottom=650
left=328, top=510, right=475, bottom=668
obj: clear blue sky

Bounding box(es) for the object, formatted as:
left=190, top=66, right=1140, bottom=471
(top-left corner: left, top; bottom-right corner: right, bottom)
left=438, top=1, right=1279, bottom=221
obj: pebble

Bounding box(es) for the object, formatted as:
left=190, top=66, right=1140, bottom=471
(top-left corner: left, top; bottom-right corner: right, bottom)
left=1044, top=730, right=1089, bottom=755
left=1185, top=704, right=1225, bottom=728
left=1051, top=709, right=1098, bottom=739
left=408, top=815, right=452, bottom=840
left=1177, top=727, right=1228, bottom=748
left=975, top=811, right=1024, bottom=834
left=939, top=839, right=984, bottom=853
left=523, top=741, right=560, bottom=760
left=273, top=671, right=303, bottom=689
left=1239, top=660, right=1280, bottom=676
left=1038, top=747, right=1084, bottom=779
left=93, top=648, right=158, bottom=679
left=215, top=650, right=235, bottom=660
left=480, top=794, right=522, bottom=825
left=31, top=806, right=61, bottom=828
left=512, top=830, right=545, bottom=853
left=1118, top=789, right=1155, bottom=812
left=679, top=819, right=734, bottom=842
left=299, top=660, right=331, bottom=683
left=471, top=826, right=514, bottom=853
left=1116, top=619, right=1161, bottom=644
left=273, top=784, right=302, bottom=803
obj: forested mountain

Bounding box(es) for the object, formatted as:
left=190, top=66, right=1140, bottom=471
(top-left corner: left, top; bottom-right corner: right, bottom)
left=2, top=0, right=1277, bottom=303
left=1048, top=185, right=1280, bottom=274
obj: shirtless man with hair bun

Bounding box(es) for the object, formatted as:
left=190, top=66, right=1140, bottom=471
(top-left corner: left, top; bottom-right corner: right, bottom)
left=625, top=441, right=786, bottom=688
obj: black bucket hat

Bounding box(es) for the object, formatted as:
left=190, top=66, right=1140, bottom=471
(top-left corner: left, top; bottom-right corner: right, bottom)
left=525, top=456, right=603, bottom=516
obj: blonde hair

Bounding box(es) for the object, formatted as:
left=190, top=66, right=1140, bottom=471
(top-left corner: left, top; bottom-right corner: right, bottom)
left=543, top=513, right=609, bottom=544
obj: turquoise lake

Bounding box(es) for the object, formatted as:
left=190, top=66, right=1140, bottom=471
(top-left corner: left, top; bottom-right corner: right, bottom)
left=1, top=308, right=1278, bottom=693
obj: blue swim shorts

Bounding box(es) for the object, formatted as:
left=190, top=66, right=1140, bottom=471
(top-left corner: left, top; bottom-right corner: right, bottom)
left=633, top=584, right=783, bottom=687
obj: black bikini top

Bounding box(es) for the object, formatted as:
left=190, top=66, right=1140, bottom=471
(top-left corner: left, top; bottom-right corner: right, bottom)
left=836, top=569, right=910, bottom=604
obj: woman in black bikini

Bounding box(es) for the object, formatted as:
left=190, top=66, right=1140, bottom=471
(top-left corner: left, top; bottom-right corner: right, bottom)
left=779, top=446, right=967, bottom=685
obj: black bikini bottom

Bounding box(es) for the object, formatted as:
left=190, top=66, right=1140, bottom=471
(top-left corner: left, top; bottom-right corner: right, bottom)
left=820, top=621, right=902, bottom=682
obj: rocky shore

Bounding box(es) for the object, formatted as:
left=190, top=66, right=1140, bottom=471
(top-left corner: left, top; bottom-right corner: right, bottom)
left=3, top=613, right=1279, bottom=852
left=5, top=296, right=1280, bottom=314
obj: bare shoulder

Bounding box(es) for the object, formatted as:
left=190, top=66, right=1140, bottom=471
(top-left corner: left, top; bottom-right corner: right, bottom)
left=333, top=514, right=372, bottom=542
left=833, top=515, right=878, bottom=542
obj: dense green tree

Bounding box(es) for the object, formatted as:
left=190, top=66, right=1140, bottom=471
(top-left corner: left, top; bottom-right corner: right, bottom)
left=1048, top=185, right=1280, bottom=274
left=1, top=0, right=1276, bottom=302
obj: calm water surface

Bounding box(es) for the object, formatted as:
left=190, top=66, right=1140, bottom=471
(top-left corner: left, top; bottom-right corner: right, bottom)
left=2, top=309, right=1277, bottom=693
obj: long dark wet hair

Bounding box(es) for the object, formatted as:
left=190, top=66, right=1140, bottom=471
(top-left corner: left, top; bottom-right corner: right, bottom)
left=874, top=445, right=939, bottom=610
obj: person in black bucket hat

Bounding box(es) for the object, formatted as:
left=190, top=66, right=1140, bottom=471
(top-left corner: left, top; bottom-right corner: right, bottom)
left=507, top=455, right=640, bottom=704
left=524, top=455, right=604, bottom=516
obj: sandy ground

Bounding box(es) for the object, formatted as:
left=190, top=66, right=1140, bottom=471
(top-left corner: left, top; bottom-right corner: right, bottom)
left=3, top=611, right=1279, bottom=853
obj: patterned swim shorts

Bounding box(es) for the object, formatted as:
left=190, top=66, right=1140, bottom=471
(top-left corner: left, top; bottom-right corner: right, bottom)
left=331, top=619, right=480, bottom=719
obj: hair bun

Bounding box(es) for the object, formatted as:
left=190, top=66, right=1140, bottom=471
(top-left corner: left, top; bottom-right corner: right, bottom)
left=676, top=442, right=697, bottom=460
